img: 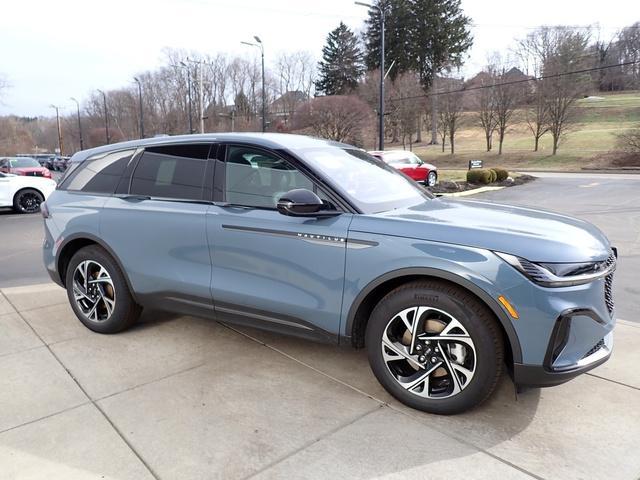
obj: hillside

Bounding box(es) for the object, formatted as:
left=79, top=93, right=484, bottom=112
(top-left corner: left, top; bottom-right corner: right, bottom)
left=408, top=91, right=640, bottom=171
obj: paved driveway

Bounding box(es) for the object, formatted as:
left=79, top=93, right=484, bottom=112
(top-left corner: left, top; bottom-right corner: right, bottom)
left=1, top=172, right=639, bottom=479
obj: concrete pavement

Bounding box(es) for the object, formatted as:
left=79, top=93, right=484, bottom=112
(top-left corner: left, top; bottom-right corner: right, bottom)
left=1, top=283, right=639, bottom=480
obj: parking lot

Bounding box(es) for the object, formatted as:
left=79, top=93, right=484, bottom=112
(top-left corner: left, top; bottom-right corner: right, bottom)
left=1, top=172, right=639, bottom=480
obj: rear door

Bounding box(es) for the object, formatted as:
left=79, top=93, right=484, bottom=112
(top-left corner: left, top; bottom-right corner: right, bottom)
left=100, top=143, right=215, bottom=316
left=206, top=144, right=353, bottom=342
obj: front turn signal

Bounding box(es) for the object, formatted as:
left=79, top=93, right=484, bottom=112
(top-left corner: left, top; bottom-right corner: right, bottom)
left=498, top=295, right=519, bottom=320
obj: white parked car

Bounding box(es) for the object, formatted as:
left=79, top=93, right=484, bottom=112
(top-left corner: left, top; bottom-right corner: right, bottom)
left=0, top=172, right=57, bottom=213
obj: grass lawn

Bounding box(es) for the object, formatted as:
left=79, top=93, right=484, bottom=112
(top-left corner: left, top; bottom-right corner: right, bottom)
left=396, top=91, right=640, bottom=171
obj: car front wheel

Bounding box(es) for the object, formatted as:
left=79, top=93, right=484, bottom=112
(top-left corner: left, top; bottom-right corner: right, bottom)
left=426, top=171, right=437, bottom=187
left=13, top=188, right=44, bottom=214
left=65, top=245, right=141, bottom=333
left=366, top=280, right=504, bottom=415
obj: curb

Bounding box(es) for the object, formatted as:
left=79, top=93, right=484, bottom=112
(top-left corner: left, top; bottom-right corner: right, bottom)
left=437, top=186, right=505, bottom=197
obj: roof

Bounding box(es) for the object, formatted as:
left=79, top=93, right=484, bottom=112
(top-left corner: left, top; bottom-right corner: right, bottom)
left=70, top=133, right=354, bottom=163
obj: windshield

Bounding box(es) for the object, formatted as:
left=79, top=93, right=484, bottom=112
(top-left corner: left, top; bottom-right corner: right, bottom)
left=10, top=158, right=40, bottom=168
left=294, top=146, right=431, bottom=213
left=386, top=152, right=422, bottom=165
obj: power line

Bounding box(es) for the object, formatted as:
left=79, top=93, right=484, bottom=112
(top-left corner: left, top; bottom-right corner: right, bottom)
left=388, top=60, right=640, bottom=103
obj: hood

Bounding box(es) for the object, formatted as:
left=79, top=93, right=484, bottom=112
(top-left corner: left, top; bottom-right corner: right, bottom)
left=350, top=198, right=610, bottom=263
left=14, top=167, right=47, bottom=174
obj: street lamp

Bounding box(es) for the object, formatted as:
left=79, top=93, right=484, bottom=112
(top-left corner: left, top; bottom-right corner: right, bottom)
left=69, top=97, right=83, bottom=150
left=241, top=36, right=266, bottom=132
left=49, top=104, right=64, bottom=156
left=96, top=89, right=110, bottom=144
left=133, top=77, right=145, bottom=139
left=355, top=1, right=385, bottom=150
left=180, top=61, right=194, bottom=134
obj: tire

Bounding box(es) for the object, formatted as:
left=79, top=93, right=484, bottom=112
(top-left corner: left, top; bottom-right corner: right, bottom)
left=13, top=188, right=44, bottom=214
left=366, top=280, right=504, bottom=415
left=426, top=171, right=437, bottom=187
left=65, top=245, right=141, bottom=334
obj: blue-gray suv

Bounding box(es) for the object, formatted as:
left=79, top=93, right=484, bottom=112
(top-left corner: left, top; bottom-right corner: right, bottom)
left=42, top=133, right=617, bottom=414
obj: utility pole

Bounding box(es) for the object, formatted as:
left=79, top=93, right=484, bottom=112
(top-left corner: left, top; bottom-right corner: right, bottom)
left=199, top=63, right=204, bottom=133
left=133, top=77, right=145, bottom=139
left=242, top=36, right=266, bottom=132
left=49, top=104, right=64, bottom=156
left=180, top=61, right=194, bottom=133
left=97, top=89, right=110, bottom=144
left=356, top=2, right=385, bottom=150
left=70, top=97, right=84, bottom=150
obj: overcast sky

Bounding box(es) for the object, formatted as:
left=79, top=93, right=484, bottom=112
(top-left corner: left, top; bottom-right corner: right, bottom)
left=0, top=0, right=635, bottom=117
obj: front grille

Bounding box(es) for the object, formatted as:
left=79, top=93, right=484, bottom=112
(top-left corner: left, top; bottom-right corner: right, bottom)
left=26, top=171, right=43, bottom=177
left=604, top=252, right=616, bottom=316
left=581, top=339, right=605, bottom=359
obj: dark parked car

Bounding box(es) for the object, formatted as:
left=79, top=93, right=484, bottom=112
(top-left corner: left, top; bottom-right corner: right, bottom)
left=42, top=133, right=616, bottom=415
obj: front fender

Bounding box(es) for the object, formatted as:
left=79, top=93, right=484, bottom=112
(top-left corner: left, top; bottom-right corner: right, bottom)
left=341, top=234, right=524, bottom=363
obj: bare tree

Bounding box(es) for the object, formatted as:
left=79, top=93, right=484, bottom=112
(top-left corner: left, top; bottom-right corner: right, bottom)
left=437, top=81, right=465, bottom=154
left=388, top=72, right=424, bottom=150
left=474, top=73, right=497, bottom=152
left=292, top=95, right=373, bottom=146
left=518, top=27, right=591, bottom=155
left=493, top=66, right=523, bottom=154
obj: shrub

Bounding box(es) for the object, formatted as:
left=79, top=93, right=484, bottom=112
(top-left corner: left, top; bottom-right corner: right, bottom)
left=488, top=169, right=498, bottom=183
left=466, top=169, right=492, bottom=184
left=493, top=168, right=509, bottom=181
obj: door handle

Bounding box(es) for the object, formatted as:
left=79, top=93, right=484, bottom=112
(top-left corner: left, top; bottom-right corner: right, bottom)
left=122, top=195, right=151, bottom=202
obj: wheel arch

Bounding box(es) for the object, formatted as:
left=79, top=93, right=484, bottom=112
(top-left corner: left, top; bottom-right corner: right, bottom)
left=13, top=186, right=45, bottom=204
left=57, top=233, right=140, bottom=304
left=345, top=267, right=522, bottom=365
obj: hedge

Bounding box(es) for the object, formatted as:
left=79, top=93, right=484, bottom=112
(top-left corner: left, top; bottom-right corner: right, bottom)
left=466, top=169, right=493, bottom=184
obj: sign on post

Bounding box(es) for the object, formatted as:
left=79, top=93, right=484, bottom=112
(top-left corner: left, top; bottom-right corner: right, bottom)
left=468, top=159, right=483, bottom=170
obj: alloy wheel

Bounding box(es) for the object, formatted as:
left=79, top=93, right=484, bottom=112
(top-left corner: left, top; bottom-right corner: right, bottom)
left=381, top=306, right=476, bottom=399
left=427, top=172, right=437, bottom=187
left=72, top=260, right=116, bottom=322
left=18, top=192, right=42, bottom=212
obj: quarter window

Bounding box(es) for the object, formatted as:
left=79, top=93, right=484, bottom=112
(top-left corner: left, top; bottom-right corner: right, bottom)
left=63, top=149, right=135, bottom=193
left=224, top=146, right=315, bottom=208
left=130, top=144, right=210, bottom=201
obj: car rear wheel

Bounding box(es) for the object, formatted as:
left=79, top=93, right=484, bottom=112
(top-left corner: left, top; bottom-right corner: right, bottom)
left=13, top=188, right=44, bottom=214
left=426, top=171, right=437, bottom=187
left=65, top=245, right=141, bottom=333
left=366, top=280, right=504, bottom=415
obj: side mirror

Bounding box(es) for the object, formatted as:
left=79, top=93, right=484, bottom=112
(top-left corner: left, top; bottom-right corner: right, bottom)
left=277, top=189, right=340, bottom=218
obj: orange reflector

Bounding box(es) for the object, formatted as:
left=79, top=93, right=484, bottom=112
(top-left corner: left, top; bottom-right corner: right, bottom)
left=498, top=295, right=519, bottom=319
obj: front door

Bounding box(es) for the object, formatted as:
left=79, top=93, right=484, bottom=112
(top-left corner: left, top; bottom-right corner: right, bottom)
left=207, top=144, right=352, bottom=342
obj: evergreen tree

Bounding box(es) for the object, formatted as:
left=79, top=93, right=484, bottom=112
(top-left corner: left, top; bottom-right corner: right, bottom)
left=315, top=22, right=365, bottom=95
left=363, top=0, right=473, bottom=90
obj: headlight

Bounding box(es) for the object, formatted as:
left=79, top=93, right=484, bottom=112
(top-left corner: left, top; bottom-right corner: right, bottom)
left=494, top=251, right=615, bottom=287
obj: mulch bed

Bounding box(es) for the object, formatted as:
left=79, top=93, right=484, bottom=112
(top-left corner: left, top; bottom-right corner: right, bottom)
left=429, top=174, right=536, bottom=194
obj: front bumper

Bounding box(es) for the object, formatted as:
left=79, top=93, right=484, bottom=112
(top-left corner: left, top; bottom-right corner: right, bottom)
left=514, top=324, right=613, bottom=387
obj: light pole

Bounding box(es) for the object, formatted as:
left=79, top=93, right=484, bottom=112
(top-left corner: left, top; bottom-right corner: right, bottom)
left=70, top=97, right=83, bottom=150
left=356, top=1, right=385, bottom=150
left=49, top=104, right=64, bottom=156
left=97, top=89, right=110, bottom=144
left=180, top=61, right=194, bottom=134
left=241, top=36, right=266, bottom=132
left=133, top=77, right=145, bottom=139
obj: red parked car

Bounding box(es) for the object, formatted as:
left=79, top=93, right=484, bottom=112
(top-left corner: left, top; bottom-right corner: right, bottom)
left=369, top=150, right=437, bottom=186
left=0, top=157, right=52, bottom=179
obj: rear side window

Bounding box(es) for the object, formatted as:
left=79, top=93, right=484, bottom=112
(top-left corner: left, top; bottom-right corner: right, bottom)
left=130, top=144, right=210, bottom=201
left=62, top=150, right=135, bottom=193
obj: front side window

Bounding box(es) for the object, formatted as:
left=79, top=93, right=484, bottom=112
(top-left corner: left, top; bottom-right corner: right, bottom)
left=224, top=146, right=315, bottom=208
left=294, top=147, right=431, bottom=213
left=130, top=144, right=210, bottom=201
left=63, top=149, right=135, bottom=193
left=386, top=152, right=421, bottom=165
